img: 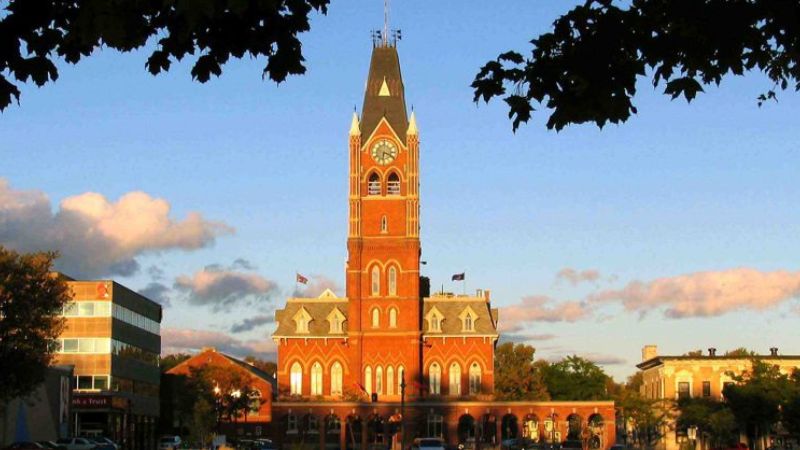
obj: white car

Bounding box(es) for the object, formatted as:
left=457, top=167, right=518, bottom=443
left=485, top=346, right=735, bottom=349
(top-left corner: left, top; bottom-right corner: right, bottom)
left=54, top=438, right=97, bottom=450
left=412, top=438, right=446, bottom=450
left=158, top=436, right=182, bottom=450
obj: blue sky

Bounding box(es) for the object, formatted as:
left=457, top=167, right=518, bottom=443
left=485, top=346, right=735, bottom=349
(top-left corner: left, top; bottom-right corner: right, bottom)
left=2, top=1, right=799, bottom=380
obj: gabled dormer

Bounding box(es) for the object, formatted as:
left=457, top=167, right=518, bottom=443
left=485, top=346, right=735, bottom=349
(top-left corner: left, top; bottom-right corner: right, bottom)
left=425, top=306, right=444, bottom=333
left=326, top=307, right=346, bottom=334
left=293, top=307, right=312, bottom=334
left=458, top=306, right=479, bottom=332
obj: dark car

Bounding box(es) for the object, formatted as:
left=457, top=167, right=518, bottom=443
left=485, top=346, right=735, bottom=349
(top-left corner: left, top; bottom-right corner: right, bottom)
left=37, top=442, right=67, bottom=450
left=561, top=441, right=583, bottom=450
left=88, top=439, right=115, bottom=450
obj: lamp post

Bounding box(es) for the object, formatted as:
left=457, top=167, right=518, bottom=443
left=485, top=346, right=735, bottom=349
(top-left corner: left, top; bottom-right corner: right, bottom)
left=400, top=371, right=406, bottom=450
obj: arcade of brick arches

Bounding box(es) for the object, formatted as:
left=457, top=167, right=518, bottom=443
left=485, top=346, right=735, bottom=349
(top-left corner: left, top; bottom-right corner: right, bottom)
left=267, top=30, right=616, bottom=450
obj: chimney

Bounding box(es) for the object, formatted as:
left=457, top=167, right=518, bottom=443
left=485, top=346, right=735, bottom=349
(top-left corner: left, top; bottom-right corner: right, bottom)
left=708, top=347, right=717, bottom=357
left=770, top=347, right=779, bottom=356
left=642, top=345, right=658, bottom=361
left=484, top=289, right=491, bottom=302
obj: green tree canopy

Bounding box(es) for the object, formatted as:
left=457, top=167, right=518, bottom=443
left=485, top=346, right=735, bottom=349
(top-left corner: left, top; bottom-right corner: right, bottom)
left=724, top=360, right=792, bottom=447
left=494, top=342, right=550, bottom=400
left=542, top=355, right=611, bottom=401
left=0, top=0, right=330, bottom=110
left=473, top=0, right=800, bottom=131
left=0, top=246, right=71, bottom=403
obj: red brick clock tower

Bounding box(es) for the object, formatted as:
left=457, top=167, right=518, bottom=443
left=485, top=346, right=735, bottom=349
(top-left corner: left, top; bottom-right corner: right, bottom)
left=346, top=40, right=422, bottom=399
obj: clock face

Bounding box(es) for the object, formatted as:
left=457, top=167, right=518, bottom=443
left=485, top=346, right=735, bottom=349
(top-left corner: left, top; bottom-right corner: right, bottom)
left=370, top=139, right=398, bottom=165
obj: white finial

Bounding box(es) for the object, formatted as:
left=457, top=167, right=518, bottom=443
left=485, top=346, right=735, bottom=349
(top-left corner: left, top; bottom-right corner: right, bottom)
left=349, top=111, right=360, bottom=136
left=408, top=111, right=418, bottom=135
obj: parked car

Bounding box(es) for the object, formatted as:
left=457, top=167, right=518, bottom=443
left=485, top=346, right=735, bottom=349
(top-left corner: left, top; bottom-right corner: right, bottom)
left=609, top=445, right=627, bottom=450
left=88, top=439, right=116, bottom=450
left=561, top=440, right=583, bottom=450
left=3, top=442, right=46, bottom=450
left=412, top=437, right=447, bottom=450
left=54, top=438, right=96, bottom=450
left=38, top=442, right=67, bottom=450
left=158, top=436, right=181, bottom=450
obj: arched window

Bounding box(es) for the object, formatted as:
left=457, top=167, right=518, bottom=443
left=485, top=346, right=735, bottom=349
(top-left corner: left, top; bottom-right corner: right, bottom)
left=449, top=362, right=461, bottom=396
left=311, top=362, right=323, bottom=396
left=380, top=215, right=388, bottom=233
left=368, top=172, right=381, bottom=196
left=469, top=362, right=482, bottom=395
left=388, top=308, right=398, bottom=328
left=371, top=265, right=380, bottom=296
left=365, top=366, right=373, bottom=394
left=429, top=363, right=441, bottom=395
left=397, top=366, right=405, bottom=395
left=331, top=362, right=343, bottom=396
left=388, top=266, right=397, bottom=296
left=387, top=366, right=395, bottom=395
left=387, top=172, right=400, bottom=195
left=371, top=308, right=380, bottom=328
left=376, top=366, right=384, bottom=395
left=290, top=362, right=303, bottom=395
left=464, top=315, right=473, bottom=331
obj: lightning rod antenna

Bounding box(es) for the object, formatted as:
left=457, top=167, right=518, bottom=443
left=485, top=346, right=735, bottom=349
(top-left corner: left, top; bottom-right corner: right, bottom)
left=383, top=0, right=389, bottom=47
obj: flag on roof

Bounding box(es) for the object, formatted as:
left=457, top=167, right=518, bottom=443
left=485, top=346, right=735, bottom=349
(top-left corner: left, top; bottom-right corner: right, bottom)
left=451, top=272, right=465, bottom=281
left=296, top=273, right=309, bottom=284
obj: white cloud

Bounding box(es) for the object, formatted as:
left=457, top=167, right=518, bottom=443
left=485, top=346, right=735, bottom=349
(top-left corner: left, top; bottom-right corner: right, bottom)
left=0, top=179, right=233, bottom=278
left=556, top=267, right=601, bottom=285
left=590, top=267, right=800, bottom=318
left=500, top=295, right=591, bottom=332
left=174, top=265, right=278, bottom=311
left=161, top=327, right=275, bottom=359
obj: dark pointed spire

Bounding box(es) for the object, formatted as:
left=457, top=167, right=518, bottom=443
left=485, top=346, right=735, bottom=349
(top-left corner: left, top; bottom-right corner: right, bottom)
left=360, top=45, right=408, bottom=141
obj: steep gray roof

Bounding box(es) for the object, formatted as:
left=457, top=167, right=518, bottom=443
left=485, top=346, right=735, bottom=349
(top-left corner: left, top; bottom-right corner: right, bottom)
left=422, top=295, right=499, bottom=335
left=360, top=45, right=408, bottom=141
left=272, top=299, right=348, bottom=337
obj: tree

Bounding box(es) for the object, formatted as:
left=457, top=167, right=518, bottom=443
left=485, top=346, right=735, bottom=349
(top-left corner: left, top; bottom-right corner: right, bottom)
left=542, top=355, right=610, bottom=400
left=724, top=348, right=756, bottom=357
left=0, top=0, right=330, bottom=110
left=683, top=350, right=704, bottom=357
left=160, top=353, right=191, bottom=372
left=723, top=360, right=791, bottom=449
left=190, top=397, right=216, bottom=448
left=473, top=0, right=800, bottom=131
left=677, top=397, right=734, bottom=450
left=494, top=342, right=550, bottom=400
left=244, top=355, right=277, bottom=377
left=0, top=246, right=71, bottom=403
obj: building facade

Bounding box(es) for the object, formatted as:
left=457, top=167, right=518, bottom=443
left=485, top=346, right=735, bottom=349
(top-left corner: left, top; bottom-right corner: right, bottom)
left=164, top=348, right=275, bottom=439
left=637, top=345, right=800, bottom=450
left=54, top=280, right=162, bottom=450
left=268, top=36, right=616, bottom=449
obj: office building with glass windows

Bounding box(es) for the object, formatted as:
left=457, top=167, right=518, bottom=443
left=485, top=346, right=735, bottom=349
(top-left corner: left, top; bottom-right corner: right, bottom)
left=54, top=279, right=162, bottom=450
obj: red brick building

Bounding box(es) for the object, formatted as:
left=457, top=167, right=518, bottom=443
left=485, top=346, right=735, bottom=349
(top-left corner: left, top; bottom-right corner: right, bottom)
left=269, top=36, right=616, bottom=449
left=165, top=348, right=275, bottom=438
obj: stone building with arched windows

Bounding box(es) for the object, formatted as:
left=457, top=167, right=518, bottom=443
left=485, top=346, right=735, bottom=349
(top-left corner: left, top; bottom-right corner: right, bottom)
left=267, top=32, right=616, bottom=450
